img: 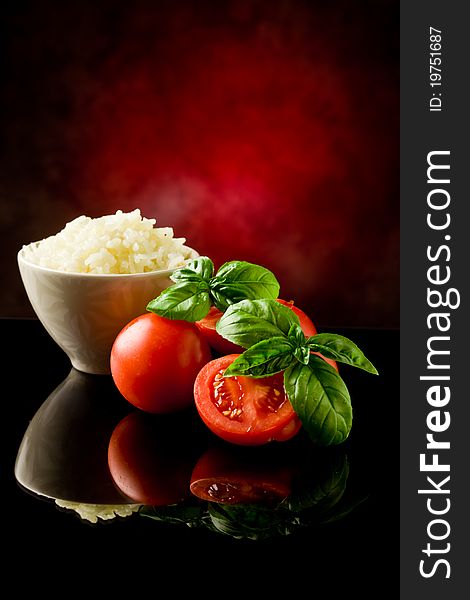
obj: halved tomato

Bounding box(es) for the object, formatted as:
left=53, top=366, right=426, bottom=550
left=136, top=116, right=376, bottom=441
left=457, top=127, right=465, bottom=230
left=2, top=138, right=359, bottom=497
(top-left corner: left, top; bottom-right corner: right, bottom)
left=193, top=354, right=301, bottom=446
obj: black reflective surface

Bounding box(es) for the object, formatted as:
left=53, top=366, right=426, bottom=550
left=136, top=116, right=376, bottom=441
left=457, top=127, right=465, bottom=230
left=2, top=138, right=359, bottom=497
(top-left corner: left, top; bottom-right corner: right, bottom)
left=5, top=318, right=399, bottom=595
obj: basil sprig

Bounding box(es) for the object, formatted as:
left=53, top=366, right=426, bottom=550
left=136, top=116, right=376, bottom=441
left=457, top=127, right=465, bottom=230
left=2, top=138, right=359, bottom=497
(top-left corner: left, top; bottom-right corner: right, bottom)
left=213, top=297, right=298, bottom=348
left=217, top=299, right=378, bottom=446
left=146, top=257, right=279, bottom=321
left=209, top=260, right=281, bottom=311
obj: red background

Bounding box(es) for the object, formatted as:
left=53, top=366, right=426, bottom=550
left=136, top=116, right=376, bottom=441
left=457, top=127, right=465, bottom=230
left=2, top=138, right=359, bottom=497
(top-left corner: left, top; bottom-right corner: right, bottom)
left=1, top=0, right=399, bottom=327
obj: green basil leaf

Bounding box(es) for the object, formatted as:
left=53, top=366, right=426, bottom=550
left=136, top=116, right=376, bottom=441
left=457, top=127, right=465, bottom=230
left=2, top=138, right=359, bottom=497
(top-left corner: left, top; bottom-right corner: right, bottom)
left=284, top=355, right=352, bottom=446
left=209, top=261, right=280, bottom=311
left=170, top=256, right=214, bottom=283
left=288, top=323, right=309, bottom=364
left=307, top=333, right=378, bottom=375
left=216, top=298, right=300, bottom=349
left=293, top=346, right=310, bottom=365
left=223, top=337, right=296, bottom=378
left=146, top=281, right=211, bottom=322
left=288, top=323, right=306, bottom=347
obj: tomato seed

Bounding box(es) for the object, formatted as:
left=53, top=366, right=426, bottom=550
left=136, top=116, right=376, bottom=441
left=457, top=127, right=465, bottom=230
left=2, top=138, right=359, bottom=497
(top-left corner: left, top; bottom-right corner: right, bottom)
left=211, top=372, right=244, bottom=422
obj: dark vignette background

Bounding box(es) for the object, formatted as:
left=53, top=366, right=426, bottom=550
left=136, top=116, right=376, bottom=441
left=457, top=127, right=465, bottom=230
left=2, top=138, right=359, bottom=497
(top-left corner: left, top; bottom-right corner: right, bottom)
left=1, top=0, right=399, bottom=329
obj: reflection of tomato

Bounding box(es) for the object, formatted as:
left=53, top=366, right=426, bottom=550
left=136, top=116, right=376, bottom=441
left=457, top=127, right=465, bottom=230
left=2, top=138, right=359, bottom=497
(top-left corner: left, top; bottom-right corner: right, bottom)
left=193, top=354, right=301, bottom=446
left=196, top=299, right=337, bottom=370
left=110, top=313, right=211, bottom=413
left=107, top=412, right=193, bottom=505
left=190, top=446, right=293, bottom=504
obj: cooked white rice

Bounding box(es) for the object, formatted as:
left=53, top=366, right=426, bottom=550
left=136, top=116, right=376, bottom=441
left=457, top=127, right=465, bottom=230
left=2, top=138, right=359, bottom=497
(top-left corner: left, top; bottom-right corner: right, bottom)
left=22, top=209, right=193, bottom=274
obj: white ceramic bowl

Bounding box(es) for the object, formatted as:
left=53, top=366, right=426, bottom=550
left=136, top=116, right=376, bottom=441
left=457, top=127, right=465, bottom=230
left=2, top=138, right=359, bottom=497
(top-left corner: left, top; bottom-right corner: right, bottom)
left=18, top=244, right=198, bottom=375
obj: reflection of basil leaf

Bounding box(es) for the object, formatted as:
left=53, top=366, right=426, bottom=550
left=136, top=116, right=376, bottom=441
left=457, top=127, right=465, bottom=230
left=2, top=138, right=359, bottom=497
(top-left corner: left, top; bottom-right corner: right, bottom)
left=146, top=281, right=211, bottom=322
left=319, top=494, right=369, bottom=525
left=209, top=261, right=279, bottom=312
left=307, top=333, right=378, bottom=375
left=140, top=505, right=206, bottom=528
left=284, top=355, right=352, bottom=446
left=138, top=444, right=365, bottom=540
left=216, top=299, right=299, bottom=349
left=286, top=452, right=349, bottom=513
left=207, top=503, right=288, bottom=541
left=223, top=337, right=295, bottom=378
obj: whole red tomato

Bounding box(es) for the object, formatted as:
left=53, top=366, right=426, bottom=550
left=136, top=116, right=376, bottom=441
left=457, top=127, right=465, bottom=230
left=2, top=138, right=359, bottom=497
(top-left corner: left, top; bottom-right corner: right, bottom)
left=111, top=313, right=211, bottom=413
left=193, top=354, right=301, bottom=446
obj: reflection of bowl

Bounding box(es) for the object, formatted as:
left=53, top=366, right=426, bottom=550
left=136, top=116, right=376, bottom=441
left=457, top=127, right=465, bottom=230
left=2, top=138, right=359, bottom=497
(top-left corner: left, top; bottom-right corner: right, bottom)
left=14, top=367, right=131, bottom=504
left=18, top=244, right=198, bottom=374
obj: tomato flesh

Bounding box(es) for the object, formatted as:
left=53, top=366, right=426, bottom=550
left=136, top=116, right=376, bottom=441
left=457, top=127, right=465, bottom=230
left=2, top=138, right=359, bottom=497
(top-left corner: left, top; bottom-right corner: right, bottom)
left=194, top=354, right=301, bottom=446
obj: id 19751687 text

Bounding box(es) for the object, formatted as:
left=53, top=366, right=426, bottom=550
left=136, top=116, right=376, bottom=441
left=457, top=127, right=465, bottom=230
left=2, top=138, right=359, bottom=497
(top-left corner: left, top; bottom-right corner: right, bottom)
left=429, top=26, right=443, bottom=112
